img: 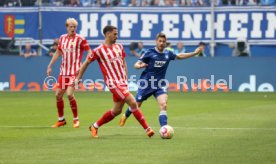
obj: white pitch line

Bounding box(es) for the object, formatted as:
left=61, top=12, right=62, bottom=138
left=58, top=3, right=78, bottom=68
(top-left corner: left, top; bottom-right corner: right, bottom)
left=0, top=126, right=51, bottom=128
left=0, top=126, right=276, bottom=131
left=178, top=127, right=276, bottom=131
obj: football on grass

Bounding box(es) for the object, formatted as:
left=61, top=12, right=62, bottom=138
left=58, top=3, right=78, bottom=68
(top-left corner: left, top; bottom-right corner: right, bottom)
left=159, top=125, right=174, bottom=139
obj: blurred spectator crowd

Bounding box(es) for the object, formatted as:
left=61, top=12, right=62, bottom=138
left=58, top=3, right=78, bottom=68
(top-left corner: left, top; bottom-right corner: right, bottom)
left=0, top=0, right=275, bottom=7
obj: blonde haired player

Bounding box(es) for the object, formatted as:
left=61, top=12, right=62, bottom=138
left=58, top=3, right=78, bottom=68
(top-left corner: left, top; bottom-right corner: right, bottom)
left=47, top=18, right=92, bottom=128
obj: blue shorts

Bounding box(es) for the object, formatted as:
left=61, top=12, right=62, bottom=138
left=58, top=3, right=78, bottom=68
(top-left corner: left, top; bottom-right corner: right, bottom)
left=135, top=87, right=167, bottom=102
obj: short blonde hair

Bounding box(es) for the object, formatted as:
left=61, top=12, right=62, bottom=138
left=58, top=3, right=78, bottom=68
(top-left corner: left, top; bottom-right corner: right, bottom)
left=65, top=18, right=78, bottom=27
left=156, top=32, right=167, bottom=40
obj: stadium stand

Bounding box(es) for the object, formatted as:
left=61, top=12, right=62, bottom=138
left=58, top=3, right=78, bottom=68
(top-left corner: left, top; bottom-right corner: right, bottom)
left=1, top=0, right=275, bottom=6
left=0, top=1, right=275, bottom=57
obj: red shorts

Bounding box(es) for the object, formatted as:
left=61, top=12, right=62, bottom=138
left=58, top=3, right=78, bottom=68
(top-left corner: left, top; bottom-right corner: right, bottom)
left=109, top=84, right=130, bottom=102
left=57, top=75, right=75, bottom=90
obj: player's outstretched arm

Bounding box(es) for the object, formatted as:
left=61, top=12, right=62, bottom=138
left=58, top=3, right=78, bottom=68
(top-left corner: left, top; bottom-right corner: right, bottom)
left=47, top=49, right=61, bottom=76
left=176, top=47, right=203, bottom=60
left=134, top=61, right=148, bottom=69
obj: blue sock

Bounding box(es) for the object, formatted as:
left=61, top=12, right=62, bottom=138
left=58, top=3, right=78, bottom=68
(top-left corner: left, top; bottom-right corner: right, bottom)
left=125, top=107, right=132, bottom=117
left=159, top=111, right=168, bottom=127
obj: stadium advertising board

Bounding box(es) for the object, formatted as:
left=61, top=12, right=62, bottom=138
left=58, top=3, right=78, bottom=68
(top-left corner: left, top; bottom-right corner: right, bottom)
left=40, top=7, right=276, bottom=45
left=0, top=8, right=39, bottom=39
left=0, top=56, right=275, bottom=92
left=1, top=7, right=275, bottom=45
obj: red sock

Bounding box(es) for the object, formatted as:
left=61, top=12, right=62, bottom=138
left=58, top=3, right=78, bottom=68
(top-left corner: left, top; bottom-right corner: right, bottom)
left=56, top=99, right=64, bottom=118
left=69, top=97, right=78, bottom=118
left=132, top=109, right=149, bottom=130
left=96, top=110, right=115, bottom=127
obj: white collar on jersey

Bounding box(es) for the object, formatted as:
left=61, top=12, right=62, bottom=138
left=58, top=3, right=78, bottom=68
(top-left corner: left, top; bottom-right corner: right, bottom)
left=67, top=33, right=76, bottom=38
left=155, top=47, right=165, bottom=53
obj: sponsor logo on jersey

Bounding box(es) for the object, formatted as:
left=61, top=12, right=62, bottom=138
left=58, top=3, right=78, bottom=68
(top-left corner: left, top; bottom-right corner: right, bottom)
left=154, top=61, right=166, bottom=67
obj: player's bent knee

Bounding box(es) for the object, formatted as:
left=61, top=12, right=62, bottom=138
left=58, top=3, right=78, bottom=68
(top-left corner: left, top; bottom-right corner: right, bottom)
left=67, top=95, right=74, bottom=100
left=115, top=110, right=122, bottom=116
left=126, top=97, right=137, bottom=108
left=129, top=102, right=137, bottom=109
left=56, top=96, right=63, bottom=101
left=56, top=93, right=63, bottom=100
left=111, top=109, right=122, bottom=116
left=160, top=102, right=167, bottom=110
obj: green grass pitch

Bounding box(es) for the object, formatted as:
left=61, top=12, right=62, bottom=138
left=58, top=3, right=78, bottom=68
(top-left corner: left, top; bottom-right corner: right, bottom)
left=0, top=92, right=275, bottom=164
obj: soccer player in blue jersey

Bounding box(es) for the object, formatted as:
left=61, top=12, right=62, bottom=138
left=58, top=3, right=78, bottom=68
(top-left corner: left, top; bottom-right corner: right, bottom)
left=119, top=33, right=202, bottom=128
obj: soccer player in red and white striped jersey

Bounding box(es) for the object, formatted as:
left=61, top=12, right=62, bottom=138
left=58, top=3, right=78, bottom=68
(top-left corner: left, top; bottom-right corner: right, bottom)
left=47, top=18, right=92, bottom=128
left=76, top=25, right=154, bottom=138
left=88, top=43, right=128, bottom=90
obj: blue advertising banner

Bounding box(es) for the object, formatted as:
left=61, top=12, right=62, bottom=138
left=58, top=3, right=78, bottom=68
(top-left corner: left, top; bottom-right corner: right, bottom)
left=0, top=8, right=39, bottom=39
left=40, top=6, right=276, bottom=45
left=1, top=7, right=275, bottom=45
left=0, top=56, right=275, bottom=92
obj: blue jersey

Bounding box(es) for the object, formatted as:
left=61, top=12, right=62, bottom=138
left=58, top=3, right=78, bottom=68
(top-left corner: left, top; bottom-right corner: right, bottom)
left=138, top=48, right=177, bottom=86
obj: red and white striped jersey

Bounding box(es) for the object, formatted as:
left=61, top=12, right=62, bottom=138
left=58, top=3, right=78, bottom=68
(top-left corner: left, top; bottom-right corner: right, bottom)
left=87, top=43, right=127, bottom=87
left=58, top=33, right=90, bottom=76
